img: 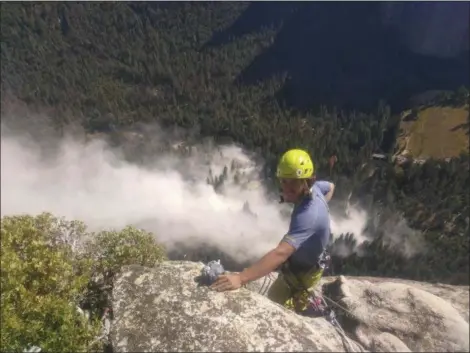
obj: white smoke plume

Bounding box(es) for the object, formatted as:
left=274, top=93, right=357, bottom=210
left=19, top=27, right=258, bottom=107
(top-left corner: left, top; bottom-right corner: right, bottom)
left=379, top=214, right=427, bottom=258
left=1, top=114, right=389, bottom=263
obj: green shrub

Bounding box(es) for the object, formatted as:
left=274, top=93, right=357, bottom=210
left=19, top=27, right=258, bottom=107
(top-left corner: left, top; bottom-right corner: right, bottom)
left=83, top=226, right=168, bottom=317
left=87, top=225, right=167, bottom=279
left=1, top=213, right=167, bottom=352
left=0, top=213, right=101, bottom=352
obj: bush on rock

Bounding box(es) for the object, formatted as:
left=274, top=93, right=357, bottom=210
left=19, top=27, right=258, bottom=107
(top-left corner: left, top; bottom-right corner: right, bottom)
left=1, top=213, right=167, bottom=352
left=83, top=225, right=168, bottom=318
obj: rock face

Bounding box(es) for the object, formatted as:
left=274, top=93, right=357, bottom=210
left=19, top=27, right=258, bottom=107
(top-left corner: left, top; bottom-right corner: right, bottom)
left=111, top=261, right=469, bottom=352
left=325, top=276, right=469, bottom=352
left=111, top=262, right=364, bottom=352
left=328, top=276, right=470, bottom=324
left=251, top=274, right=469, bottom=352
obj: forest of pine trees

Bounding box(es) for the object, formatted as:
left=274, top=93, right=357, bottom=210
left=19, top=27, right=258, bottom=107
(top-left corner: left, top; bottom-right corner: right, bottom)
left=1, top=2, right=469, bottom=285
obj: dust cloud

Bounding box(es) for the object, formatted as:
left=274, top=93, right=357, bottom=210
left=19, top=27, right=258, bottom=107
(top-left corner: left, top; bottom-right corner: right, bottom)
left=0, top=114, right=419, bottom=263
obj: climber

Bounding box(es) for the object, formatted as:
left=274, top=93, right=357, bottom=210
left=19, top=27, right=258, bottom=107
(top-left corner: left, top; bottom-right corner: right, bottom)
left=210, top=148, right=335, bottom=315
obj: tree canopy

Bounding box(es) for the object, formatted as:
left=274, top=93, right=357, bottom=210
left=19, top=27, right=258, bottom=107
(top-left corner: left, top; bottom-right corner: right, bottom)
left=1, top=2, right=469, bottom=286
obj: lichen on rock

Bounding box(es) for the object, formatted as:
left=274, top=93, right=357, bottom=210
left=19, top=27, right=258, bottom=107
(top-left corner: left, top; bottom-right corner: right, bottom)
left=111, top=262, right=362, bottom=352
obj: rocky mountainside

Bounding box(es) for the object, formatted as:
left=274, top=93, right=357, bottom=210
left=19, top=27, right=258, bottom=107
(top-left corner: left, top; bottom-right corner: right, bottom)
left=111, top=261, right=469, bottom=352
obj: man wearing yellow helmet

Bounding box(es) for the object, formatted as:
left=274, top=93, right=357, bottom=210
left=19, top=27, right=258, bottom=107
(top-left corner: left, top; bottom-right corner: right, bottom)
left=211, top=149, right=335, bottom=315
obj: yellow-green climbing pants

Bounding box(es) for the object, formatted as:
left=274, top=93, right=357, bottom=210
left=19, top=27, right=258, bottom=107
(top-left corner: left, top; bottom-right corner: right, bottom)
left=267, top=265, right=323, bottom=313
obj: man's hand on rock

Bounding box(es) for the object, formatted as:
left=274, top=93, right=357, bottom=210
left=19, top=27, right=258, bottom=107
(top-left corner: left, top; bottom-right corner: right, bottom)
left=210, top=273, right=243, bottom=292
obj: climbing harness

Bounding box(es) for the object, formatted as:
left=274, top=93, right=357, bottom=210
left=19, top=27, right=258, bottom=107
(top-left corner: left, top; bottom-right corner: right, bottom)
left=279, top=256, right=328, bottom=317
left=278, top=252, right=362, bottom=352
left=198, top=259, right=226, bottom=286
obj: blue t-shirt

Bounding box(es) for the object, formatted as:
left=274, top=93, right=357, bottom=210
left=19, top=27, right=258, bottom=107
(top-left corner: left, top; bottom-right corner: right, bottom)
left=281, top=181, right=331, bottom=269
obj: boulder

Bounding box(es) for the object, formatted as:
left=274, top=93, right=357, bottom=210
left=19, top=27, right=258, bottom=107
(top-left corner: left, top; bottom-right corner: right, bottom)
left=111, top=261, right=364, bottom=352
left=370, top=332, right=411, bottom=352
left=248, top=273, right=469, bottom=351
left=325, top=276, right=469, bottom=352
left=110, top=261, right=469, bottom=352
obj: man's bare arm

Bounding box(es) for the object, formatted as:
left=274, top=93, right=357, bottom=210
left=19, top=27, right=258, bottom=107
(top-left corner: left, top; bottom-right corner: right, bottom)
left=239, top=241, right=295, bottom=285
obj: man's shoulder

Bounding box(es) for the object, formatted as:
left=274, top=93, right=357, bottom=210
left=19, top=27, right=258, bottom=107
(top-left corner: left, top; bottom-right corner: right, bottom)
left=291, top=199, right=317, bottom=224
left=312, top=180, right=331, bottom=194
left=293, top=190, right=330, bottom=225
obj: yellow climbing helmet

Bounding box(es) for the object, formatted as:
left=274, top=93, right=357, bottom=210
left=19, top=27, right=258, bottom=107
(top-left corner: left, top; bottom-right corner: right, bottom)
left=276, top=149, right=315, bottom=179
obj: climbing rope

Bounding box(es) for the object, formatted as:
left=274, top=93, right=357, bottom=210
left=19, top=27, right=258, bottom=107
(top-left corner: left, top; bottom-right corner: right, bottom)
left=318, top=294, right=362, bottom=352
left=258, top=272, right=277, bottom=296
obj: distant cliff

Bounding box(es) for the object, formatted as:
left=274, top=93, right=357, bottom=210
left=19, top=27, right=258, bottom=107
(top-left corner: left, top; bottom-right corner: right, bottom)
left=381, top=1, right=469, bottom=58
left=207, top=2, right=469, bottom=112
